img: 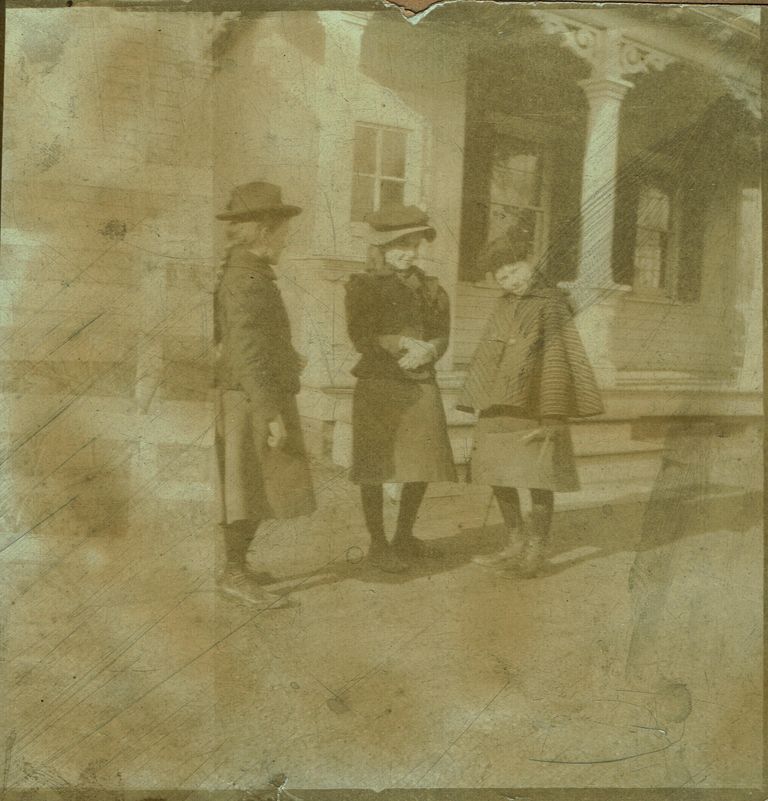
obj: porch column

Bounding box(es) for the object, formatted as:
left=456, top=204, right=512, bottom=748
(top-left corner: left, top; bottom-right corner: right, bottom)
left=576, top=76, right=634, bottom=291
left=561, top=72, right=633, bottom=388
left=554, top=28, right=635, bottom=389
left=533, top=14, right=678, bottom=386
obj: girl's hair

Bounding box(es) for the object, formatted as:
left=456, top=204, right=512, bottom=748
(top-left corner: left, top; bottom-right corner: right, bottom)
left=486, top=241, right=531, bottom=273
left=365, top=244, right=387, bottom=272
left=225, top=213, right=286, bottom=248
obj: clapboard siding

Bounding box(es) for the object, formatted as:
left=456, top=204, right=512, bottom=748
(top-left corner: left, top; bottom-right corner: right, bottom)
left=452, top=283, right=503, bottom=367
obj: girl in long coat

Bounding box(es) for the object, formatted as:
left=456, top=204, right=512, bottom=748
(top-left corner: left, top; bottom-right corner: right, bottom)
left=213, top=182, right=316, bottom=608
left=345, top=203, right=457, bottom=573
left=457, top=244, right=604, bottom=577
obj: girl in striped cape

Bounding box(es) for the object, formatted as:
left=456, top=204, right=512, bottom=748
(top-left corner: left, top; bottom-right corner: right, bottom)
left=457, top=248, right=604, bottom=577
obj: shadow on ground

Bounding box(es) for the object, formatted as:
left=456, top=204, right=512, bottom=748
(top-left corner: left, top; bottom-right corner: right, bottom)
left=265, top=488, right=761, bottom=598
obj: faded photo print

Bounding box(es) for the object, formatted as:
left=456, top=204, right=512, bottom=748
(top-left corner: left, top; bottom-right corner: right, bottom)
left=1, top=3, right=763, bottom=799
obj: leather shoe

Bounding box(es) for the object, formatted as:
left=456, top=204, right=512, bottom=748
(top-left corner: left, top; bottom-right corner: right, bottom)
left=218, top=570, right=290, bottom=609
left=392, top=535, right=441, bottom=559
left=368, top=544, right=409, bottom=573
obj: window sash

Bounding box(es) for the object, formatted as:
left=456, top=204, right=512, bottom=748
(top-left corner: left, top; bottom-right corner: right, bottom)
left=622, top=180, right=679, bottom=297
left=351, top=124, right=408, bottom=222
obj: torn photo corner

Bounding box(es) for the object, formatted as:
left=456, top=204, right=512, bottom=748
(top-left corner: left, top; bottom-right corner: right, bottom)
left=1, top=1, right=764, bottom=800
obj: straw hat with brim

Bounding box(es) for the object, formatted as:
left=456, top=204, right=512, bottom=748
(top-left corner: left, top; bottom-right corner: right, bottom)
left=216, top=181, right=302, bottom=221
left=365, top=203, right=436, bottom=247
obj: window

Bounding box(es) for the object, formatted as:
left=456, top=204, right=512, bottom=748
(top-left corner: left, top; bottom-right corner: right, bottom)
left=613, top=166, right=691, bottom=299
left=487, top=137, right=548, bottom=259
left=458, top=124, right=557, bottom=282
left=633, top=184, right=672, bottom=291
left=351, top=124, right=408, bottom=221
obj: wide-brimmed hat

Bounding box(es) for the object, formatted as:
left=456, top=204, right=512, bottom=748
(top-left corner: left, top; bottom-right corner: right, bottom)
left=365, top=203, right=436, bottom=246
left=216, top=181, right=302, bottom=221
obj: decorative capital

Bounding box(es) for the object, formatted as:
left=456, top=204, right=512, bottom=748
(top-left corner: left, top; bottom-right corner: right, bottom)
left=530, top=11, right=600, bottom=66
left=618, top=37, right=676, bottom=76
left=531, top=11, right=676, bottom=82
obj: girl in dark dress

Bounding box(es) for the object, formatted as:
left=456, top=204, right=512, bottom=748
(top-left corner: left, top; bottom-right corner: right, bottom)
left=458, top=246, right=604, bottom=577
left=345, top=204, right=457, bottom=573
left=213, top=182, right=316, bottom=609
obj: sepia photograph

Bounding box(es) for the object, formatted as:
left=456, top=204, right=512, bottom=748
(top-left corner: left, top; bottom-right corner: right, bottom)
left=0, top=1, right=764, bottom=798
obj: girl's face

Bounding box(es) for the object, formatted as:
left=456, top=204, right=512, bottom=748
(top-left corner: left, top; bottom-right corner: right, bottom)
left=230, top=218, right=291, bottom=263
left=384, top=233, right=423, bottom=272
left=495, top=261, right=534, bottom=295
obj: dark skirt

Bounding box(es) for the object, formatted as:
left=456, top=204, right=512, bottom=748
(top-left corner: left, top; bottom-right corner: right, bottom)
left=351, top=377, right=457, bottom=485
left=214, top=389, right=316, bottom=524
left=469, top=413, right=580, bottom=492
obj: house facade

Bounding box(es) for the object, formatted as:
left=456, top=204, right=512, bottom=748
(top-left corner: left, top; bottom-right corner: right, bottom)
left=214, top=4, right=762, bottom=507
left=2, top=6, right=759, bottom=542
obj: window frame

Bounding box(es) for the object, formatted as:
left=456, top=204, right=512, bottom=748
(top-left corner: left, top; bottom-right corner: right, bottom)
left=349, top=122, right=410, bottom=224
left=459, top=113, right=558, bottom=287
left=628, top=174, right=682, bottom=302
left=613, top=147, right=696, bottom=305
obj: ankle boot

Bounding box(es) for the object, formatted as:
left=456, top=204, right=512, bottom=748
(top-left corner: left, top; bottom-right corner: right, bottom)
left=473, top=525, right=526, bottom=567
left=519, top=506, right=553, bottom=578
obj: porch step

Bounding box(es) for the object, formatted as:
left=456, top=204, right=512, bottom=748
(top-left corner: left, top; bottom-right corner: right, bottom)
left=576, top=448, right=663, bottom=485
left=556, top=478, right=654, bottom=511
left=556, top=479, right=753, bottom=513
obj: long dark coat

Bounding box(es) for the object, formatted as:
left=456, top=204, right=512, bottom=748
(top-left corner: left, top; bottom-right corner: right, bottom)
left=344, top=266, right=457, bottom=484
left=457, top=287, right=604, bottom=419
left=213, top=246, right=315, bottom=524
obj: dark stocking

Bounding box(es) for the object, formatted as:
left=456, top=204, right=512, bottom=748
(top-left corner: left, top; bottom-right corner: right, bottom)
left=360, top=484, right=387, bottom=548
left=530, top=488, right=554, bottom=539
left=394, top=482, right=428, bottom=541
left=223, top=520, right=257, bottom=572
left=492, top=486, right=522, bottom=530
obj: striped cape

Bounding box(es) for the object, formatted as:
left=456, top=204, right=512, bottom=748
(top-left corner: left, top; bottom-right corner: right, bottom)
left=457, top=287, right=604, bottom=419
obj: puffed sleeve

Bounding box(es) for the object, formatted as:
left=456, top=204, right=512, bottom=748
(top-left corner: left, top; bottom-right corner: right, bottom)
left=424, top=280, right=451, bottom=362
left=344, top=273, right=383, bottom=356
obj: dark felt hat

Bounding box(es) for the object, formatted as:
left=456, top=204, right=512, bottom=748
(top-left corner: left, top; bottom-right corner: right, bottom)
left=365, top=203, right=436, bottom=246
left=216, top=181, right=302, bottom=221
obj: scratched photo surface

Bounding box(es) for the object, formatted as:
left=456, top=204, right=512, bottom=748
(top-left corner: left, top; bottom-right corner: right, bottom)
left=1, top=3, right=763, bottom=799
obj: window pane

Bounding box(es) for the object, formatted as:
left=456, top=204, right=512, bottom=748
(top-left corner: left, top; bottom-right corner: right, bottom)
left=351, top=174, right=376, bottom=222
left=381, top=129, right=407, bottom=178
left=379, top=179, right=405, bottom=207
left=637, top=186, right=670, bottom=231
left=487, top=204, right=541, bottom=253
left=353, top=125, right=377, bottom=175
left=634, top=227, right=665, bottom=289
left=490, top=139, right=543, bottom=207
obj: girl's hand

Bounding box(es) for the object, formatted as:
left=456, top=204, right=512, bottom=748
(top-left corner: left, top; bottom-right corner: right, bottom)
left=398, top=339, right=436, bottom=370
left=267, top=414, right=288, bottom=449
left=522, top=420, right=566, bottom=444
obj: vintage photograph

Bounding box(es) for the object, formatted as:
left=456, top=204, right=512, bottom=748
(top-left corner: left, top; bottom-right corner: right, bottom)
left=1, top=2, right=764, bottom=798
